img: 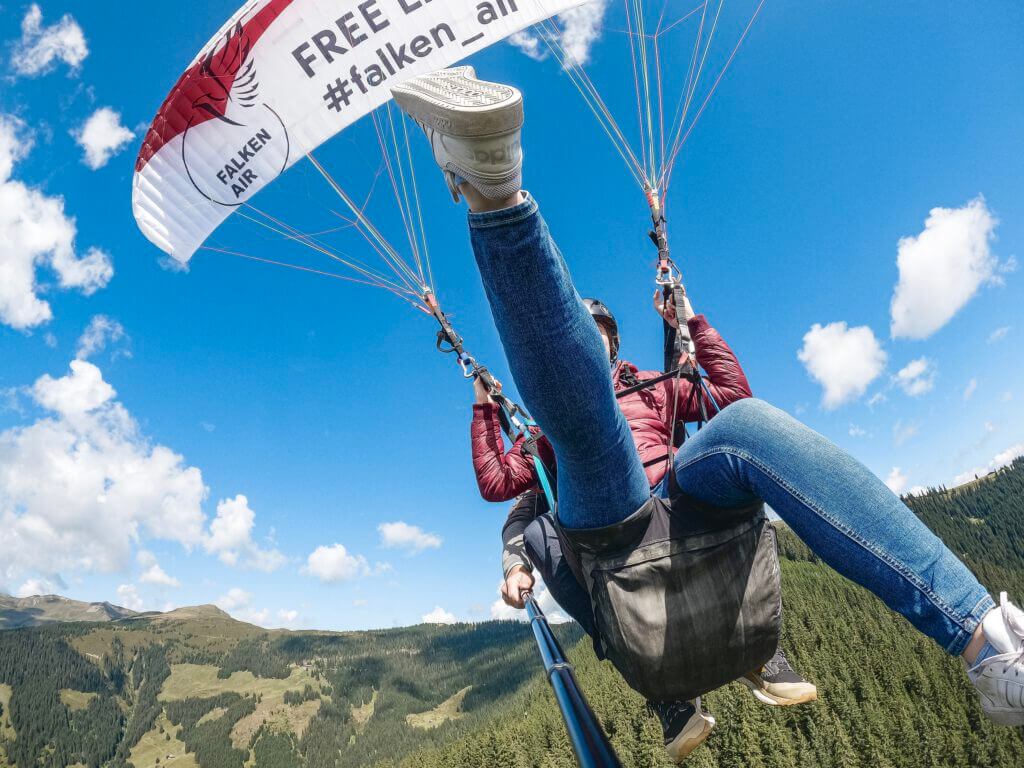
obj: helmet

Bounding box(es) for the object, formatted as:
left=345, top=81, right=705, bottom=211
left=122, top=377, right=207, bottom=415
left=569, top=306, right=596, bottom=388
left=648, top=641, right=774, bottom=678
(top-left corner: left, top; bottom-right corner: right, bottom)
left=582, top=298, right=619, bottom=361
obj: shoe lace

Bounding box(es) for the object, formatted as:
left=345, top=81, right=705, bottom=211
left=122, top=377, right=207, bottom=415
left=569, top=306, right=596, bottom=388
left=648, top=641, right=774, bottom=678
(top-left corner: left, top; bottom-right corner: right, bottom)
left=761, top=649, right=789, bottom=678
left=651, top=698, right=698, bottom=732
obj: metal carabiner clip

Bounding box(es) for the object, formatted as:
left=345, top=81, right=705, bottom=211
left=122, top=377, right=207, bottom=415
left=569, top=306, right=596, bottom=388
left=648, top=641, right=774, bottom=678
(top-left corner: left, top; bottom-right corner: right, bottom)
left=655, top=258, right=683, bottom=287
left=458, top=355, right=476, bottom=379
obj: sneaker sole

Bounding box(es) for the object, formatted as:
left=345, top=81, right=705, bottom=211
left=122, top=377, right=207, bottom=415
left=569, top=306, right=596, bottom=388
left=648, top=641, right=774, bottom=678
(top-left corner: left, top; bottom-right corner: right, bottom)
left=740, top=677, right=818, bottom=707
left=983, top=707, right=1024, bottom=727
left=392, top=69, right=523, bottom=138
left=665, top=714, right=715, bottom=763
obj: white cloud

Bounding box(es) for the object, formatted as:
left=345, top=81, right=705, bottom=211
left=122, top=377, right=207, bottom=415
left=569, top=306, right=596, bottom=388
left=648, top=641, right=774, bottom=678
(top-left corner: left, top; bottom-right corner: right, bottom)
left=73, top=108, right=135, bottom=170
left=0, top=361, right=207, bottom=587
left=893, top=420, right=920, bottom=447
left=213, top=588, right=291, bottom=628
left=76, top=315, right=126, bottom=360
left=508, top=31, right=545, bottom=60
left=32, top=359, right=115, bottom=415
left=867, top=392, right=887, bottom=408
left=953, top=443, right=1024, bottom=487
left=0, top=115, right=31, bottom=181
left=906, top=485, right=929, bottom=497
left=895, top=357, right=936, bottom=397
left=137, top=551, right=180, bottom=588
left=558, top=2, right=609, bottom=64
left=797, top=322, right=887, bottom=409
left=890, top=198, right=1002, bottom=339
left=884, top=467, right=907, bottom=495
left=139, top=566, right=178, bottom=587
left=848, top=425, right=867, bottom=437
left=10, top=4, right=88, bottom=77
left=204, top=495, right=285, bottom=572
left=421, top=606, right=458, bottom=625
left=303, top=544, right=370, bottom=583
left=988, top=326, right=1011, bottom=344
left=992, top=444, right=1024, bottom=468
left=509, top=0, right=609, bottom=66
left=16, top=576, right=64, bottom=598
left=490, top=576, right=571, bottom=625
left=215, top=587, right=252, bottom=612
left=116, top=584, right=145, bottom=611
left=246, top=608, right=273, bottom=625
left=378, top=521, right=442, bottom=554
left=0, top=115, right=113, bottom=330
left=963, top=378, right=978, bottom=401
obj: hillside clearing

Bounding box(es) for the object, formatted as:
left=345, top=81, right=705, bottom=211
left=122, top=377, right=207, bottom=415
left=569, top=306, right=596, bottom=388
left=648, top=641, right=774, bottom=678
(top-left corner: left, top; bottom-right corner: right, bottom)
left=0, top=683, right=13, bottom=768
left=155, top=663, right=324, bottom=748
left=59, top=689, right=98, bottom=711
left=196, top=707, right=228, bottom=726
left=406, top=686, right=472, bottom=730
left=0, top=684, right=13, bottom=741
left=350, top=688, right=377, bottom=731
left=231, top=696, right=322, bottom=749
left=128, top=713, right=197, bottom=768
left=158, top=663, right=317, bottom=702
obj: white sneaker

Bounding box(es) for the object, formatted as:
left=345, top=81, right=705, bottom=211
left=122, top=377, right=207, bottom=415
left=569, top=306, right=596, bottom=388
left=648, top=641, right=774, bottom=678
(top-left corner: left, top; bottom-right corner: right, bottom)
left=967, top=592, right=1024, bottom=726
left=391, top=67, right=523, bottom=202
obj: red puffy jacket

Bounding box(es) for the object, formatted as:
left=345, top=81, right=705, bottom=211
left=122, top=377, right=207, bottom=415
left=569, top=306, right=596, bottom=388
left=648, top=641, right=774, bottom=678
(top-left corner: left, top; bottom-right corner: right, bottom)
left=471, top=314, right=752, bottom=502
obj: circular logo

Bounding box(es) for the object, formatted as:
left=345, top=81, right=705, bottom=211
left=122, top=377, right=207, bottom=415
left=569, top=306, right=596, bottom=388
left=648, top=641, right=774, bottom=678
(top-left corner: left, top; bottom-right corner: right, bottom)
left=183, top=104, right=290, bottom=207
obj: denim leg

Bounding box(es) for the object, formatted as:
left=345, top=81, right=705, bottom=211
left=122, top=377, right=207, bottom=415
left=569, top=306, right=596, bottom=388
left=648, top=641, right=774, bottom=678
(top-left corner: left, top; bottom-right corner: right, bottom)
left=665, top=398, right=994, bottom=655
left=524, top=515, right=597, bottom=637
left=468, top=195, right=649, bottom=528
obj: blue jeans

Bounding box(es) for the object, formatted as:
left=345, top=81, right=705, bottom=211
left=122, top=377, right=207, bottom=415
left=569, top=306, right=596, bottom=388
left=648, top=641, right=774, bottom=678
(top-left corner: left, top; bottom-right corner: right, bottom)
left=468, top=194, right=993, bottom=656
left=524, top=513, right=597, bottom=638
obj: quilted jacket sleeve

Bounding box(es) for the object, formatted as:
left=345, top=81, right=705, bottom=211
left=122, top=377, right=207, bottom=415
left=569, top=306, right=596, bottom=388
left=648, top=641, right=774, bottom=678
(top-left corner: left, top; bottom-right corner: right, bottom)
left=471, top=403, right=540, bottom=502
left=671, top=314, right=753, bottom=420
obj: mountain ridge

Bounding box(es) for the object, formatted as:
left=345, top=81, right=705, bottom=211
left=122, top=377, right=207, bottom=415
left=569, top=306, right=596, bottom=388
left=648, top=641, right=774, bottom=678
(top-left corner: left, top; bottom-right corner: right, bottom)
left=0, top=593, right=137, bottom=630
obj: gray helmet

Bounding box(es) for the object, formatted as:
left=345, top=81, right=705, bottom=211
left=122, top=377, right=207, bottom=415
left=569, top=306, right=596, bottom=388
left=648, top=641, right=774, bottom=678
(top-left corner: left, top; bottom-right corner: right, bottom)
left=583, top=298, right=619, bottom=361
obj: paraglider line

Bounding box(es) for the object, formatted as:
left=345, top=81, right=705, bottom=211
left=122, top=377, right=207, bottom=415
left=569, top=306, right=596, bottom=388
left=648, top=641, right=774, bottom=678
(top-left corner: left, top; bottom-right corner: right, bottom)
left=385, top=104, right=428, bottom=284
left=237, top=207, right=412, bottom=295
left=624, top=2, right=649, bottom=179
left=660, top=0, right=710, bottom=188
left=657, top=2, right=707, bottom=37
left=199, top=246, right=429, bottom=313
left=240, top=204, right=403, bottom=289
left=664, top=0, right=765, bottom=193
left=306, top=152, right=428, bottom=295
left=372, top=109, right=422, bottom=282
left=401, top=113, right=436, bottom=293
left=536, top=20, right=645, bottom=186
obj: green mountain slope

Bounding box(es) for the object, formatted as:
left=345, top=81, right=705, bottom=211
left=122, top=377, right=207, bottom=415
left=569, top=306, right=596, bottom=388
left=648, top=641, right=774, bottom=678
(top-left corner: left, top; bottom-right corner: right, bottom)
left=0, top=460, right=1022, bottom=768
left=0, top=606, right=582, bottom=768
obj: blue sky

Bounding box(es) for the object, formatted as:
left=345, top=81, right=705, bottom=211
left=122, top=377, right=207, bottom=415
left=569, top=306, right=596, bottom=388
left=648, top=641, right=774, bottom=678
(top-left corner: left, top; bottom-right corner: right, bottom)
left=0, top=0, right=1021, bottom=631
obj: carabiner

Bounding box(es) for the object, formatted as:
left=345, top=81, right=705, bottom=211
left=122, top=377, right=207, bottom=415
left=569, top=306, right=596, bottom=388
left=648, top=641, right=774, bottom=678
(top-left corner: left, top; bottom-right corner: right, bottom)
left=458, top=354, right=477, bottom=379
left=655, top=258, right=683, bottom=287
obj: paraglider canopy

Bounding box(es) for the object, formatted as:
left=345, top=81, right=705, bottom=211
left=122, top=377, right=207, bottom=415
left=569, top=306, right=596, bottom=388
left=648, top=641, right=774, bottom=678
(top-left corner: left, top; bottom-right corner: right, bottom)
left=132, top=0, right=587, bottom=262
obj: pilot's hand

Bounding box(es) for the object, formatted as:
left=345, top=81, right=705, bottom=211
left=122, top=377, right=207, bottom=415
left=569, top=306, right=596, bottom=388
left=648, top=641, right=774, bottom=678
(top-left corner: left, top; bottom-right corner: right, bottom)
left=653, top=290, right=695, bottom=328
left=473, top=375, right=502, bottom=405
left=500, top=565, right=535, bottom=609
